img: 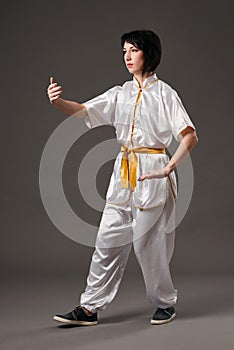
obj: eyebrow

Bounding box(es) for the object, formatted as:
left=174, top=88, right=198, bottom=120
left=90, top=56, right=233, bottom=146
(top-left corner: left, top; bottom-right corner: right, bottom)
left=123, top=45, right=137, bottom=50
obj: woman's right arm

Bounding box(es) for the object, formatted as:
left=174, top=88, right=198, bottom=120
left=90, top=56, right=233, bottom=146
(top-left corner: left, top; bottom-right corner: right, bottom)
left=47, top=76, right=86, bottom=117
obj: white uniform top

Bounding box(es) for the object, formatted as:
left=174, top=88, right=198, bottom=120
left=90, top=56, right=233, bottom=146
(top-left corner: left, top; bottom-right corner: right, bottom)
left=83, top=73, right=197, bottom=209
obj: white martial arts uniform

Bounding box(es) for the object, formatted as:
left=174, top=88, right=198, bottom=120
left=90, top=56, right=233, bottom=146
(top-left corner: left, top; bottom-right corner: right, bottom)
left=79, top=73, right=196, bottom=313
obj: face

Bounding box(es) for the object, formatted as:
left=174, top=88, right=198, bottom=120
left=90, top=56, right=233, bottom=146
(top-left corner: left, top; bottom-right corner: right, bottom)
left=123, top=41, right=144, bottom=75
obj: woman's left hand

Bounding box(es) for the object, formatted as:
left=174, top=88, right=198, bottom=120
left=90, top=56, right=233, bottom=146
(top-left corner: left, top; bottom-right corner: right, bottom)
left=138, top=166, right=172, bottom=181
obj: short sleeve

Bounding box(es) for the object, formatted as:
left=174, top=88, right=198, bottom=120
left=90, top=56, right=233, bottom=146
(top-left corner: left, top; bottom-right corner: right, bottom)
left=82, top=85, right=122, bottom=129
left=162, top=85, right=197, bottom=142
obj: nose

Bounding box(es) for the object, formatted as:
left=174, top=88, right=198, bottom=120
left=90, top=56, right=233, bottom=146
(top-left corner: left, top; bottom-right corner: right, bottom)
left=125, top=50, right=131, bottom=61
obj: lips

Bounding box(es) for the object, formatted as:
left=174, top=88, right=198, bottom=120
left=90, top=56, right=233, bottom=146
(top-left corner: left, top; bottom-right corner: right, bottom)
left=127, top=64, right=133, bottom=67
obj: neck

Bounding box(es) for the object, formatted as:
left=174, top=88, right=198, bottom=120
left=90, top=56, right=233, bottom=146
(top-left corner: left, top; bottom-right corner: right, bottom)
left=133, top=72, right=154, bottom=87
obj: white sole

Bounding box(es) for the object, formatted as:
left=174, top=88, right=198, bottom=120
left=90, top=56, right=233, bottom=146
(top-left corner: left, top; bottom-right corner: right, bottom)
left=53, top=315, right=98, bottom=326
left=150, top=312, right=176, bottom=325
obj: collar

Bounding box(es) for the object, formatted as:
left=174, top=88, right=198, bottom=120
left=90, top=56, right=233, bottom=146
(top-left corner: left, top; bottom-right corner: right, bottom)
left=133, top=72, right=158, bottom=89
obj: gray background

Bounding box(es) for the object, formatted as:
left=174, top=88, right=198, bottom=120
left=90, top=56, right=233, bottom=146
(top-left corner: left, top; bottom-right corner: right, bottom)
left=1, top=0, right=234, bottom=349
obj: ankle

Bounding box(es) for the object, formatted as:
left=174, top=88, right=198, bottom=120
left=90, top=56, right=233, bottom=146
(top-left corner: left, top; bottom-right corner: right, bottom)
left=81, top=306, right=94, bottom=316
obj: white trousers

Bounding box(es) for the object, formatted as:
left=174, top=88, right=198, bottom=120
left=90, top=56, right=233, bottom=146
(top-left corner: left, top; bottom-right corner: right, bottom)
left=79, top=186, right=178, bottom=313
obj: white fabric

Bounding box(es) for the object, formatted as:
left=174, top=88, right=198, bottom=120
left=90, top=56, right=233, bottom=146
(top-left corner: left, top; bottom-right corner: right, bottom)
left=79, top=73, right=196, bottom=313
left=80, top=186, right=177, bottom=313
left=83, top=73, right=196, bottom=209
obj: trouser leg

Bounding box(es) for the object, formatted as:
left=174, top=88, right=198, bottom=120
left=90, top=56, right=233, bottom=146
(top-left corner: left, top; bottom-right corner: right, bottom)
left=132, top=188, right=178, bottom=309
left=80, top=202, right=133, bottom=313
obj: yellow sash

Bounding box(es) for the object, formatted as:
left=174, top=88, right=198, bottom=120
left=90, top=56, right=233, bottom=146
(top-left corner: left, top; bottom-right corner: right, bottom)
left=120, top=144, right=166, bottom=190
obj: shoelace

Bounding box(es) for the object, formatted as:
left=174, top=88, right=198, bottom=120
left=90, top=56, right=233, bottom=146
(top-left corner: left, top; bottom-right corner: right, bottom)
left=71, top=306, right=82, bottom=320
left=157, top=307, right=174, bottom=316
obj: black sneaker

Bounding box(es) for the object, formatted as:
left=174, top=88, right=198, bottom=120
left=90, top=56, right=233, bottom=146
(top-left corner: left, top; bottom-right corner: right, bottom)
left=151, top=306, right=176, bottom=325
left=53, top=306, right=98, bottom=326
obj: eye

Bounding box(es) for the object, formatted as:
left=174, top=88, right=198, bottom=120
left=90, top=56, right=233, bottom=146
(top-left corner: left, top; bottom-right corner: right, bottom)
left=131, top=48, right=138, bottom=52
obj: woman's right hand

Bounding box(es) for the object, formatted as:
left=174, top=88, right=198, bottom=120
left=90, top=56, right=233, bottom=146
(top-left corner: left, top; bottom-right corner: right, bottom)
left=47, top=76, right=63, bottom=104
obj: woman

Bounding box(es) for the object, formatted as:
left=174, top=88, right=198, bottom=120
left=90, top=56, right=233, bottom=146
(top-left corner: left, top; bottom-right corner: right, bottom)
left=47, top=30, right=198, bottom=326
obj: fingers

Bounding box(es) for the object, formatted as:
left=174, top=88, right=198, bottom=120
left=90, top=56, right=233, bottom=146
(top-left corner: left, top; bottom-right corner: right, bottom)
left=47, top=77, right=59, bottom=91
left=49, top=90, right=63, bottom=102
left=138, top=170, right=166, bottom=181
left=47, top=86, right=63, bottom=103
left=138, top=175, right=146, bottom=181
left=140, top=172, right=154, bottom=180
left=47, top=76, right=63, bottom=103
left=49, top=85, right=63, bottom=93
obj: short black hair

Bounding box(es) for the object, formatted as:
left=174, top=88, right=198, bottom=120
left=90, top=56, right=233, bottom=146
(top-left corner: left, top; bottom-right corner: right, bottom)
left=121, top=30, right=162, bottom=75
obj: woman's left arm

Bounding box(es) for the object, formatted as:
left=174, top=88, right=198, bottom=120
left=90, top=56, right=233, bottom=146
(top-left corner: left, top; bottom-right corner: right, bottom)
left=138, top=126, right=199, bottom=181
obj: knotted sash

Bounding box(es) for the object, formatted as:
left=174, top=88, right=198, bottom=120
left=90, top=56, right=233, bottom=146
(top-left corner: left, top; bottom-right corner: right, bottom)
left=120, top=144, right=166, bottom=191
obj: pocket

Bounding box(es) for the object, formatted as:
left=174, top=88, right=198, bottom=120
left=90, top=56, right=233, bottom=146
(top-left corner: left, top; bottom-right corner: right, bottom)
left=133, top=154, right=168, bottom=209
